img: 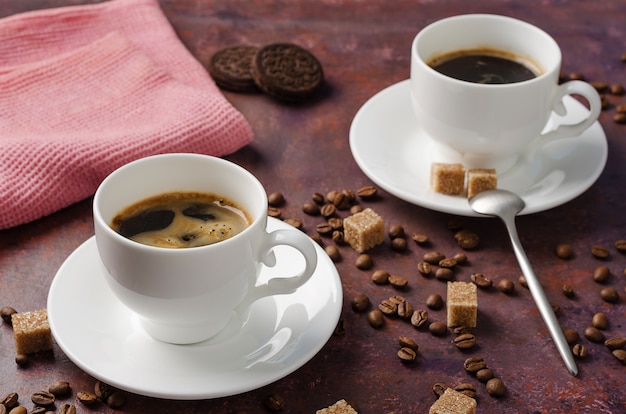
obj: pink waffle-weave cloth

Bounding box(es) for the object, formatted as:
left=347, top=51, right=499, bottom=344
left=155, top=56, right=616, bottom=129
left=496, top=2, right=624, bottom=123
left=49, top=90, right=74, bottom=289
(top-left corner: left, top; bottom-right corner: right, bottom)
left=0, top=0, right=254, bottom=229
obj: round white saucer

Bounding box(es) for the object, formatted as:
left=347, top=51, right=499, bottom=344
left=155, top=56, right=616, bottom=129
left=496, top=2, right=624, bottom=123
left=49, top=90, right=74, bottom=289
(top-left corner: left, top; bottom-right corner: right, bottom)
left=349, top=80, right=608, bottom=216
left=47, top=218, right=342, bottom=400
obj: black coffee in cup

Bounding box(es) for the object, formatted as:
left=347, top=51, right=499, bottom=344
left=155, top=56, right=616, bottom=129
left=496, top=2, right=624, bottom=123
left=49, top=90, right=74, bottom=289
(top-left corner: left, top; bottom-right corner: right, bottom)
left=111, top=192, right=250, bottom=248
left=428, top=48, right=540, bottom=84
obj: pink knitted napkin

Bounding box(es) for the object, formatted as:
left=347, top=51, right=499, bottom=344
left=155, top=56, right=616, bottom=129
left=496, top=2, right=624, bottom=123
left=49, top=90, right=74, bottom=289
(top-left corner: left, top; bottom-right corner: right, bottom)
left=0, top=0, right=254, bottom=229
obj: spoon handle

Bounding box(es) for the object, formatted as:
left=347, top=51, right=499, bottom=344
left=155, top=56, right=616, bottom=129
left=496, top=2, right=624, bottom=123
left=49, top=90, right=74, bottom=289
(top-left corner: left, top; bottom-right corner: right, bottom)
left=501, top=215, right=579, bottom=377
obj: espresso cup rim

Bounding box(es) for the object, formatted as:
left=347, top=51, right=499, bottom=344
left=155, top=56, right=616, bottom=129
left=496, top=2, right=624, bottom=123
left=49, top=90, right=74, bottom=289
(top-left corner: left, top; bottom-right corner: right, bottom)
left=412, top=13, right=561, bottom=88
left=93, top=153, right=267, bottom=253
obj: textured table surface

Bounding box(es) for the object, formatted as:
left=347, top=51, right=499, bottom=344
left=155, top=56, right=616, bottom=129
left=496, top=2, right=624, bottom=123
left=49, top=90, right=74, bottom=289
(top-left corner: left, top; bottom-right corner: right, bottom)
left=1, top=1, right=625, bottom=413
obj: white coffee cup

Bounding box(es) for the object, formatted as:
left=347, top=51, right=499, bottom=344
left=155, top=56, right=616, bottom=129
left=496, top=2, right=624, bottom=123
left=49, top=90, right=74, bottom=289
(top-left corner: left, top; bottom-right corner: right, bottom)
left=93, top=153, right=318, bottom=344
left=410, top=14, right=601, bottom=172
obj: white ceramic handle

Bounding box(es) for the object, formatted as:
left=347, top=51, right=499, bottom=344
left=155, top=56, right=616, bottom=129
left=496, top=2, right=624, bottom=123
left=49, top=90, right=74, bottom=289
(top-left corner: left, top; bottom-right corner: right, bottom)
left=243, top=228, right=318, bottom=305
left=541, top=80, right=601, bottom=142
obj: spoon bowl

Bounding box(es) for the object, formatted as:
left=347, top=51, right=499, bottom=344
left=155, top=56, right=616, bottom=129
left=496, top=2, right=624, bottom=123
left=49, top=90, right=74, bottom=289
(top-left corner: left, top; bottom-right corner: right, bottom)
left=469, top=189, right=578, bottom=376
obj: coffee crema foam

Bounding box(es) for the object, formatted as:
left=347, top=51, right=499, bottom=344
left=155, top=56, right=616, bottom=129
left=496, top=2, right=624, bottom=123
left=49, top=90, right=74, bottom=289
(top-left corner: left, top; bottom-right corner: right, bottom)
left=111, top=192, right=250, bottom=248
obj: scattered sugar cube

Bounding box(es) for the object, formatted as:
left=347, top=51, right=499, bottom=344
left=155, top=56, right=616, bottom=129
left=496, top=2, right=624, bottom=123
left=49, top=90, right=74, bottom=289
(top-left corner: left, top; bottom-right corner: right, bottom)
left=447, top=281, right=478, bottom=328
left=343, top=208, right=385, bottom=253
left=429, top=388, right=477, bottom=414
left=316, top=399, right=358, bottom=414
left=431, top=163, right=466, bottom=195
left=467, top=168, right=497, bottom=198
left=12, top=309, right=53, bottom=354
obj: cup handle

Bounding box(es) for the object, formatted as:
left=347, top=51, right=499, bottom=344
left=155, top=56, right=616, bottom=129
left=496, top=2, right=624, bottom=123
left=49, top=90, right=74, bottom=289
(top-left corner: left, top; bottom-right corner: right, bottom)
left=527, top=80, right=601, bottom=158
left=239, top=228, right=318, bottom=309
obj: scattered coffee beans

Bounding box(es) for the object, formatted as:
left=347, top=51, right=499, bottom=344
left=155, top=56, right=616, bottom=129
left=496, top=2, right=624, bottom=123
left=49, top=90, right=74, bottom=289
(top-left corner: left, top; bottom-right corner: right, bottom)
left=267, top=191, right=285, bottom=207
left=470, top=272, right=492, bottom=289
left=562, top=283, right=575, bottom=298
left=518, top=274, right=528, bottom=289
left=367, top=309, right=385, bottom=329
left=614, top=239, right=626, bottom=253
left=1, top=393, right=18, bottom=409
left=584, top=326, right=606, bottom=343
left=388, top=274, right=408, bottom=289
left=555, top=244, right=574, bottom=259
left=263, top=394, right=285, bottom=412
left=311, top=192, right=325, bottom=205
left=397, top=347, right=417, bottom=362
left=324, top=245, right=341, bottom=262
left=410, top=309, right=429, bottom=328
left=378, top=299, right=398, bottom=316
left=426, top=294, right=444, bottom=310
left=397, top=300, right=413, bottom=319
left=454, top=383, right=476, bottom=398
left=30, top=390, right=55, bottom=406
left=417, top=261, right=432, bottom=276
left=600, top=287, right=620, bottom=303
left=302, top=201, right=320, bottom=215
left=435, top=268, right=454, bottom=281
left=612, top=349, right=626, bottom=365
left=453, top=333, right=477, bottom=349
left=106, top=391, right=127, bottom=409
left=605, top=337, right=626, bottom=351
left=463, top=356, right=487, bottom=374
left=356, top=185, right=378, bottom=200
left=592, top=265, right=610, bottom=283
left=432, top=382, right=450, bottom=397
left=388, top=224, right=405, bottom=239
left=497, top=278, right=515, bottom=294
left=390, top=237, right=408, bottom=252
left=563, top=329, right=580, bottom=344
left=59, top=404, right=77, bottom=414
left=371, top=269, right=390, bottom=284
left=15, top=354, right=29, bottom=367
left=351, top=294, right=370, bottom=312
left=429, top=321, right=447, bottom=336
left=572, top=343, right=588, bottom=359
left=1, top=306, right=17, bottom=326
left=76, top=391, right=98, bottom=406
left=355, top=254, right=373, bottom=269
left=423, top=251, right=445, bottom=264
left=592, top=312, right=609, bottom=330
left=411, top=233, right=430, bottom=245
left=476, top=368, right=495, bottom=383
left=591, top=244, right=610, bottom=259
left=454, top=229, right=480, bottom=249
left=398, top=335, right=419, bottom=351
left=48, top=381, right=71, bottom=398
left=486, top=377, right=506, bottom=397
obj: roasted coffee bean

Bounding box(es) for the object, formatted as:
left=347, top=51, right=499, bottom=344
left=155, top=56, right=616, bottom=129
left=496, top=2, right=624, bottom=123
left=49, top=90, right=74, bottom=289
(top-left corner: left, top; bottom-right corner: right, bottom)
left=320, top=203, right=336, bottom=218
left=1, top=393, right=18, bottom=409
left=605, top=337, right=626, bottom=351
left=106, top=391, right=126, bottom=409
left=7, top=407, right=26, bottom=414
left=284, top=218, right=303, bottom=230
left=453, top=326, right=474, bottom=335
left=378, top=299, right=398, bottom=316
left=593, top=265, right=610, bottom=283
left=29, top=407, right=47, bottom=414
left=591, top=244, right=610, bottom=259
left=470, top=273, right=492, bottom=289
left=464, top=356, right=487, bottom=373
left=584, top=326, right=606, bottom=343
left=429, top=321, right=447, bottom=336
left=389, top=224, right=405, bottom=239
left=612, top=83, right=626, bottom=96
left=316, top=222, right=333, bottom=235
left=423, top=251, right=445, bottom=264
left=397, top=300, right=413, bottom=319
left=342, top=189, right=356, bottom=203
left=267, top=192, right=285, bottom=207
left=551, top=303, right=561, bottom=314
left=349, top=205, right=364, bottom=215
left=301, top=201, right=320, bottom=216
left=397, top=347, right=417, bottom=362
left=325, top=245, right=341, bottom=262
left=355, top=254, right=373, bottom=270
left=356, top=185, right=378, bottom=200
left=332, top=192, right=350, bottom=210
left=614, top=113, right=626, bottom=124
left=614, top=239, right=626, bottom=252
left=367, top=309, right=385, bottom=328
left=389, top=274, right=408, bottom=289
left=432, top=383, right=450, bottom=397
left=455, top=230, right=480, bottom=249
left=76, top=391, right=98, bottom=406
left=331, top=230, right=345, bottom=245
left=439, top=257, right=457, bottom=268
left=426, top=294, right=444, bottom=310
left=612, top=349, right=626, bottom=365
left=326, top=190, right=340, bottom=203
left=486, top=378, right=507, bottom=398
left=618, top=103, right=626, bottom=113
left=592, top=312, right=609, bottom=330
left=391, top=237, right=408, bottom=252
left=518, top=274, right=528, bottom=289
left=497, top=278, right=515, bottom=294
left=411, top=233, right=430, bottom=245
left=15, top=354, right=29, bottom=367
left=600, top=287, right=620, bottom=303
left=410, top=309, right=429, bottom=328
left=563, top=329, right=580, bottom=344
left=310, top=234, right=323, bottom=247
left=1, top=306, right=17, bottom=326
left=94, top=381, right=114, bottom=400
left=476, top=368, right=495, bottom=383
left=31, top=391, right=55, bottom=406
left=417, top=261, right=432, bottom=276
left=328, top=217, right=343, bottom=230
left=572, top=343, right=588, bottom=359
left=454, top=333, right=477, bottom=349
left=435, top=268, right=454, bottom=281
left=371, top=269, right=390, bottom=285
left=334, top=318, right=347, bottom=336
left=555, top=243, right=574, bottom=259
left=454, top=383, right=477, bottom=398
left=0, top=404, right=5, bottom=414
left=388, top=295, right=406, bottom=304
left=49, top=381, right=71, bottom=398
left=562, top=283, right=575, bottom=298
left=311, top=192, right=325, bottom=205
left=398, top=335, right=419, bottom=351
left=263, top=394, right=285, bottom=412
left=351, top=294, right=370, bottom=312
left=60, top=404, right=77, bottom=414
left=453, top=253, right=468, bottom=265
left=267, top=207, right=282, bottom=218
left=590, top=81, right=608, bottom=92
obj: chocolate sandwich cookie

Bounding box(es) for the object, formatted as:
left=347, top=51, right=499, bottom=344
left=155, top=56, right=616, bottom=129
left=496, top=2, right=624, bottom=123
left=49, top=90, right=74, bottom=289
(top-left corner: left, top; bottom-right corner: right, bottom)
left=207, top=45, right=259, bottom=92
left=251, top=43, right=324, bottom=102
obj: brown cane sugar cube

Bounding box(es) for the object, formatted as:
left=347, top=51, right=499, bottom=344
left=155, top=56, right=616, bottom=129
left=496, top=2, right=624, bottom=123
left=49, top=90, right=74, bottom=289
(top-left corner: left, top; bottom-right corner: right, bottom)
left=12, top=309, right=53, bottom=354
left=431, top=163, right=466, bottom=195
left=467, top=168, right=497, bottom=199
left=447, top=281, right=478, bottom=328
left=429, top=388, right=477, bottom=414
left=316, top=399, right=358, bottom=414
left=343, top=208, right=385, bottom=253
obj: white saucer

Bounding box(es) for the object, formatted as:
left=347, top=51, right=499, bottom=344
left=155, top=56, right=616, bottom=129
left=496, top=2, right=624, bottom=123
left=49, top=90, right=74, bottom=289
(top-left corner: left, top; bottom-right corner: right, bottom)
left=349, top=80, right=608, bottom=216
left=47, top=217, right=342, bottom=400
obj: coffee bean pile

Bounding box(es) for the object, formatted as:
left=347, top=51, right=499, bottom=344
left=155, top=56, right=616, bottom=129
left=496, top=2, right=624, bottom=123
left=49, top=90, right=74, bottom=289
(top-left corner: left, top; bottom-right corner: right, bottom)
left=267, top=184, right=625, bottom=410
left=0, top=380, right=125, bottom=413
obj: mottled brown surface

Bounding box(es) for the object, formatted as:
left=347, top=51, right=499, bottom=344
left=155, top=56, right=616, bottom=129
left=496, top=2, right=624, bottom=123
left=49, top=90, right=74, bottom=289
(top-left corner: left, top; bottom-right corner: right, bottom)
left=1, top=1, right=625, bottom=413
